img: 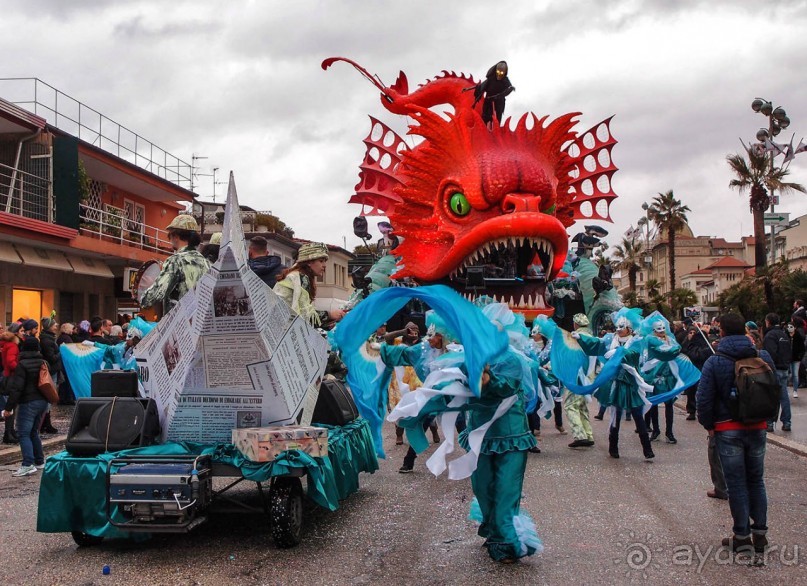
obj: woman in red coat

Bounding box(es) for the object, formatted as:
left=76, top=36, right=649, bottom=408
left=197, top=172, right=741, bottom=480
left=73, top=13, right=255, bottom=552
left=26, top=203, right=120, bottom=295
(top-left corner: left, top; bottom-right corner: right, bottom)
left=1, top=322, right=22, bottom=444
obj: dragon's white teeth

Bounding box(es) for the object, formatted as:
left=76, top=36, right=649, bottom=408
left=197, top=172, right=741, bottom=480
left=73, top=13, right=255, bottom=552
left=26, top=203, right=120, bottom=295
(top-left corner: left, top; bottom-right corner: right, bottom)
left=509, top=296, right=515, bottom=306
left=518, top=295, right=526, bottom=308
left=527, top=294, right=534, bottom=307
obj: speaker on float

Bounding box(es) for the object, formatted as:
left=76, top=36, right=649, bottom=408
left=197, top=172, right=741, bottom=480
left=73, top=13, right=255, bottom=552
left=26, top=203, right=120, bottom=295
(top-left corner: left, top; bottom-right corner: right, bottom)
left=91, top=370, right=139, bottom=398
left=66, top=397, right=161, bottom=456
left=311, top=379, right=359, bottom=426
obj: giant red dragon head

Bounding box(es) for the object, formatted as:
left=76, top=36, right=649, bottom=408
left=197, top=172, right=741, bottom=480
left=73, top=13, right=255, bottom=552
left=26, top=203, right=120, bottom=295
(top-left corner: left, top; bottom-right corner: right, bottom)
left=323, top=57, right=618, bottom=318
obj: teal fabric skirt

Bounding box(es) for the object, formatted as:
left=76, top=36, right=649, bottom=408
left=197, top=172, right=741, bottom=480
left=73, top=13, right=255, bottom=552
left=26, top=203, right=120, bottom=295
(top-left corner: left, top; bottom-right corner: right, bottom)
left=37, top=418, right=378, bottom=537
left=593, top=378, right=646, bottom=411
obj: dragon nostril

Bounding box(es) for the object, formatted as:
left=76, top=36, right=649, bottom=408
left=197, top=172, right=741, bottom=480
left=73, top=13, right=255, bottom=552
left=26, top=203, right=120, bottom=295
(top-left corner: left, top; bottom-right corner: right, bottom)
left=502, top=193, right=542, bottom=213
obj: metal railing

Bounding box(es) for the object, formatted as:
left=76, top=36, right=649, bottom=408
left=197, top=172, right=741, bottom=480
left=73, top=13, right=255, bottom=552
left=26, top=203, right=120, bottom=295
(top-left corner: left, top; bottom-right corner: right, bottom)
left=0, top=160, right=52, bottom=221
left=0, top=78, right=193, bottom=190
left=79, top=201, right=172, bottom=254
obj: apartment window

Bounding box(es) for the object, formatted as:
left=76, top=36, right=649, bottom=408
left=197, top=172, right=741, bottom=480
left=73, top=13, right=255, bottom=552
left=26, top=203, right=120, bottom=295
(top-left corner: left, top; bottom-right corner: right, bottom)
left=335, top=265, right=347, bottom=288
left=124, top=199, right=146, bottom=234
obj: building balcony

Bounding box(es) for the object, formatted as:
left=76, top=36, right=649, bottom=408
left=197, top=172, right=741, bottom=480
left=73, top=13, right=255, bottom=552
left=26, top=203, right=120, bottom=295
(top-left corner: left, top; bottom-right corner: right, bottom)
left=1, top=160, right=173, bottom=262
left=79, top=201, right=172, bottom=256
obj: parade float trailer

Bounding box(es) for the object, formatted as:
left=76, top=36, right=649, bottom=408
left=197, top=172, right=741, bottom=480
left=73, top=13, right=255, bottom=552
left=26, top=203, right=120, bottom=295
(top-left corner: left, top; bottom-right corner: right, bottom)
left=37, top=174, right=377, bottom=548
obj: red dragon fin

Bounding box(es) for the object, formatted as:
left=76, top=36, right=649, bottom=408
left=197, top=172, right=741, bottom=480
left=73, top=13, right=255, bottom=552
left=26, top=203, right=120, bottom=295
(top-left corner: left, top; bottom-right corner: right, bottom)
left=348, top=117, right=408, bottom=216
left=390, top=71, right=408, bottom=95
left=563, top=116, right=618, bottom=223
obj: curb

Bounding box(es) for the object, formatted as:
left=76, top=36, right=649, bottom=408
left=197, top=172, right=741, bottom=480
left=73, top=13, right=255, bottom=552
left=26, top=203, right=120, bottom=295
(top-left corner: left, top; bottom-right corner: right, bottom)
left=0, top=435, right=67, bottom=466
left=672, top=401, right=807, bottom=459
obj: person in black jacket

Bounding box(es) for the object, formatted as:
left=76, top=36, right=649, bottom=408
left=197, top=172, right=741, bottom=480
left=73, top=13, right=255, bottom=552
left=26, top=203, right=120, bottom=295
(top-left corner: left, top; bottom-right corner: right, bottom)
left=56, top=323, right=76, bottom=405
left=787, top=317, right=805, bottom=400
left=248, top=236, right=284, bottom=288
left=696, top=313, right=776, bottom=553
left=2, top=337, right=49, bottom=477
left=38, top=317, right=61, bottom=434
left=762, top=313, right=792, bottom=432
left=681, top=324, right=714, bottom=419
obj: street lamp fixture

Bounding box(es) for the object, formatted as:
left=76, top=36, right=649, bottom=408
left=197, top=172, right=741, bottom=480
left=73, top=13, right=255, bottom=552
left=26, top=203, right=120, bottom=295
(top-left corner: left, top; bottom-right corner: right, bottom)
left=750, top=98, right=804, bottom=266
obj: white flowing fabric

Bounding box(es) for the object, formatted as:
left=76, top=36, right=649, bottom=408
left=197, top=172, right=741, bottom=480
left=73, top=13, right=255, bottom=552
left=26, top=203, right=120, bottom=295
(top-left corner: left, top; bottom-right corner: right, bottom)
left=387, top=366, right=518, bottom=480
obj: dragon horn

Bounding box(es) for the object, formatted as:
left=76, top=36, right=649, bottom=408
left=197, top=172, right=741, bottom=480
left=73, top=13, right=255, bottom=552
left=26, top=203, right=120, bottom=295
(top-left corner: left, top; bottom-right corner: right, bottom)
left=322, top=56, right=390, bottom=97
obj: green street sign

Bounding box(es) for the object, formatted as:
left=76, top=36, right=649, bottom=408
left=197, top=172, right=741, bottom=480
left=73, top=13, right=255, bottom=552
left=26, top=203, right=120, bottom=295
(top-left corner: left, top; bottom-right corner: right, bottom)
left=764, top=212, right=790, bottom=225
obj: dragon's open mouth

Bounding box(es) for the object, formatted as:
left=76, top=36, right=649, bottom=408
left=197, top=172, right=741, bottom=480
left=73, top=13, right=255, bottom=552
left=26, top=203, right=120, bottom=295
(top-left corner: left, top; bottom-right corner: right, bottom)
left=445, top=235, right=556, bottom=315
left=392, top=212, right=569, bottom=319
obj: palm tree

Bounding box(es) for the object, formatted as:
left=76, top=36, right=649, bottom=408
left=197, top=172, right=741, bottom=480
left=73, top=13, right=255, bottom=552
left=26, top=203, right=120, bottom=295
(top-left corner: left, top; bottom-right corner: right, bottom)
left=669, top=288, right=698, bottom=318
left=593, top=248, right=611, bottom=267
left=726, top=147, right=806, bottom=271
left=648, top=190, right=691, bottom=294
left=645, top=278, right=662, bottom=300
left=612, top=237, right=643, bottom=292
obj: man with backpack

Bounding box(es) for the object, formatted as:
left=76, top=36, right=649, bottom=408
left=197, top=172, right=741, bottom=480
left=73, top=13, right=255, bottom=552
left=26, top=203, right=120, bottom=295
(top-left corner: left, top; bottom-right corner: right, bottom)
left=696, top=313, right=778, bottom=554
left=762, top=313, right=792, bottom=432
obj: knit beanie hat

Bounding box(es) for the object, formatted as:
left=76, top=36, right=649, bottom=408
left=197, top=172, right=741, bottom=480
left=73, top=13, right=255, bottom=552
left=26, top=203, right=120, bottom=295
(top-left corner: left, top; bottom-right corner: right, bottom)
left=22, top=318, right=38, bottom=331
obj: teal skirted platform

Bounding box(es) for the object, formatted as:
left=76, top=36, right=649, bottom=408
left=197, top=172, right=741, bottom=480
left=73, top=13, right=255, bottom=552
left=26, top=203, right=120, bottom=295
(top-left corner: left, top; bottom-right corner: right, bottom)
left=37, top=418, right=378, bottom=538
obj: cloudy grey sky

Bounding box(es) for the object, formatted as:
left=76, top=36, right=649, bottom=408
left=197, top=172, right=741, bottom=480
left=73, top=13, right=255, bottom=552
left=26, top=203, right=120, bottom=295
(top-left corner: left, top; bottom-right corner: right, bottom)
left=3, top=0, right=807, bottom=252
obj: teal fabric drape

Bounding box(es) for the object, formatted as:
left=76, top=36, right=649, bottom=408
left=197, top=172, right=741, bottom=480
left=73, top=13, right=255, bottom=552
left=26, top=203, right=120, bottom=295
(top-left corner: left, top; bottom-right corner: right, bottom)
left=37, top=419, right=377, bottom=537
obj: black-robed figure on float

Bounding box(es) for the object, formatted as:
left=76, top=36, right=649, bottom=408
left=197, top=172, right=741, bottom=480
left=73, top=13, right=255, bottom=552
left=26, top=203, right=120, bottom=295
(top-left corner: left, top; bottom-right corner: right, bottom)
left=471, top=61, right=515, bottom=127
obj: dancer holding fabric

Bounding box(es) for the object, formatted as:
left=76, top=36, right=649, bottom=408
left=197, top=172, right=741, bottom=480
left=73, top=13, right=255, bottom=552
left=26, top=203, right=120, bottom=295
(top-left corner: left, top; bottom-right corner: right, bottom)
left=334, top=287, right=543, bottom=564
left=569, top=308, right=655, bottom=460
left=640, top=312, right=682, bottom=444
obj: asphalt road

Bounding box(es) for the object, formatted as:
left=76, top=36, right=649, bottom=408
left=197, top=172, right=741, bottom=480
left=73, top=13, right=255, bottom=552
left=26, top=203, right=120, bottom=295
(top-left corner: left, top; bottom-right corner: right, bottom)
left=1, top=413, right=806, bottom=586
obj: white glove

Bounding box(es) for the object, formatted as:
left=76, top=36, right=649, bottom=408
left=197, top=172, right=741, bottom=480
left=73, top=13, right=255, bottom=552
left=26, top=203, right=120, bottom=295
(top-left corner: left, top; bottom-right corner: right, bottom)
left=82, top=340, right=96, bottom=346
left=571, top=331, right=581, bottom=339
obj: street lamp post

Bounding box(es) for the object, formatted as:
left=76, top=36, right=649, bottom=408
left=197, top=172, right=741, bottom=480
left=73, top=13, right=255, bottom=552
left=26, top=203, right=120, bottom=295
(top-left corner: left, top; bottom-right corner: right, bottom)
left=751, top=98, right=792, bottom=265
left=640, top=202, right=653, bottom=266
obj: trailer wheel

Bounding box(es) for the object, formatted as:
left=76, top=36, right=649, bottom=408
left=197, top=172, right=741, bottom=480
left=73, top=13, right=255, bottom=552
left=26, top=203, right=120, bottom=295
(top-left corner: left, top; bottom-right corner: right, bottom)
left=71, top=531, right=104, bottom=547
left=269, top=477, right=303, bottom=548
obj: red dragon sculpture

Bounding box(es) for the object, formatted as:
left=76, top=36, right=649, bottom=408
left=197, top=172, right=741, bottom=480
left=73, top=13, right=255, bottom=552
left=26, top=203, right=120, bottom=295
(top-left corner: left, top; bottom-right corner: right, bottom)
left=323, top=57, right=618, bottom=318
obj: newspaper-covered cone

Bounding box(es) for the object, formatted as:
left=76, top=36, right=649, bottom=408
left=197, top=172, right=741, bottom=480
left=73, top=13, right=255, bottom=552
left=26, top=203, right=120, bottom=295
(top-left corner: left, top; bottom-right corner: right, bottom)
left=219, top=171, right=247, bottom=266
left=134, top=172, right=329, bottom=443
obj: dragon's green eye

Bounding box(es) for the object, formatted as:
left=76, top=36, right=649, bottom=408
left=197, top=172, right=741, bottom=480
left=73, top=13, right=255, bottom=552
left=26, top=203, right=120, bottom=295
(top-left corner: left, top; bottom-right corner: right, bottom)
left=449, top=192, right=471, bottom=216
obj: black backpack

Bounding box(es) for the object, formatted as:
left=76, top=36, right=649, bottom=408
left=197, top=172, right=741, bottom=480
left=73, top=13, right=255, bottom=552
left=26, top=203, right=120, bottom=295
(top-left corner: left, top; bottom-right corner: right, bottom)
left=717, top=352, right=781, bottom=424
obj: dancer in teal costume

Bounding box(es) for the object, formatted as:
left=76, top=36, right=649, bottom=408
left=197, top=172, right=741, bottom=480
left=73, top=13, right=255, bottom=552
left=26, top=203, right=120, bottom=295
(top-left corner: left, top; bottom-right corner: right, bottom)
left=462, top=358, right=539, bottom=562
left=385, top=346, right=540, bottom=562
left=362, top=294, right=541, bottom=563
left=640, top=311, right=684, bottom=443
left=569, top=308, right=656, bottom=459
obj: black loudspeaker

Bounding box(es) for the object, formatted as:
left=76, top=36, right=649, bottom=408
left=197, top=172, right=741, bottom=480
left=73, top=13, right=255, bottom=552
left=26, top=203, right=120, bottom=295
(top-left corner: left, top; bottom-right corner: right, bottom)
left=91, top=370, right=139, bottom=398
left=66, top=398, right=161, bottom=456
left=312, top=379, right=359, bottom=426
left=352, top=216, right=369, bottom=239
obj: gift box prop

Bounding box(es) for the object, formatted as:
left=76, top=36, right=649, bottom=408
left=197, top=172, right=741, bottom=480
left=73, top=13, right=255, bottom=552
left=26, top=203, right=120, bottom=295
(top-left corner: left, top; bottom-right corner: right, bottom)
left=233, top=425, right=329, bottom=463
left=134, top=174, right=329, bottom=444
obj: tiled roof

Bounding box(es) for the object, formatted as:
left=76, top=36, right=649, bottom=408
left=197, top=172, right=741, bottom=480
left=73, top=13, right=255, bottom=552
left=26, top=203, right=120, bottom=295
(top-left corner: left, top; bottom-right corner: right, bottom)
left=704, top=256, right=752, bottom=269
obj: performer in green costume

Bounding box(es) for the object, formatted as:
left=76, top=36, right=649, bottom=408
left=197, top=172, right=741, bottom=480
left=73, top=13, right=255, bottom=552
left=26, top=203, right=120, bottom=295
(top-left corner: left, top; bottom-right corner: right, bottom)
left=564, top=314, right=596, bottom=448
left=571, top=308, right=655, bottom=460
